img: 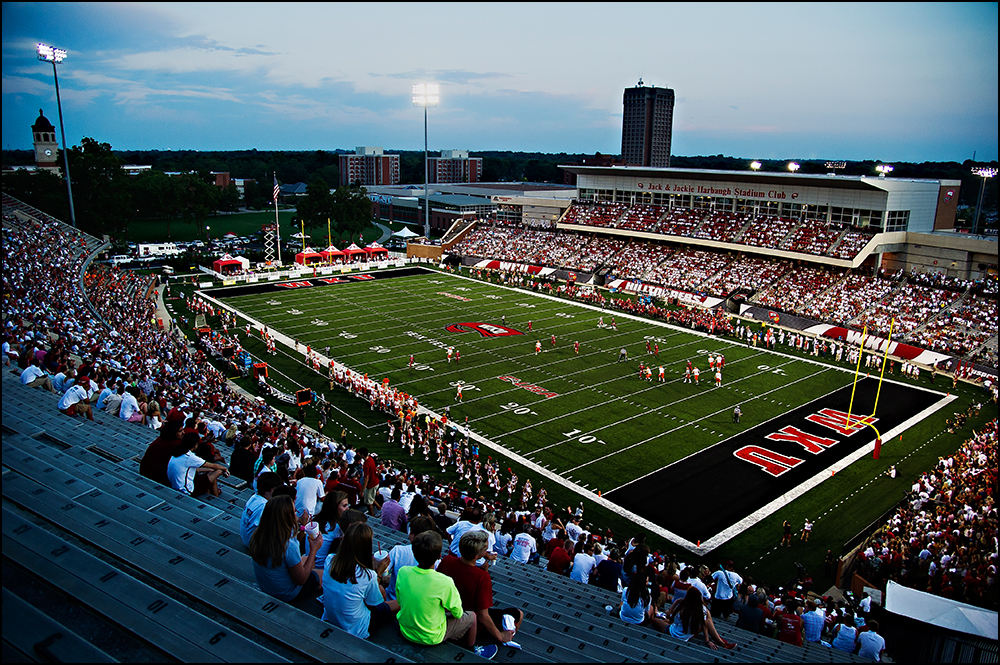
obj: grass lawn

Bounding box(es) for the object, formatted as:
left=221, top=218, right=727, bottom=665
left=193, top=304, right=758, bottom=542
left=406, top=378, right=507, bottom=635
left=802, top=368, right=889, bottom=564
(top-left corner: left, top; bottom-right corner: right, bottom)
left=188, top=265, right=990, bottom=586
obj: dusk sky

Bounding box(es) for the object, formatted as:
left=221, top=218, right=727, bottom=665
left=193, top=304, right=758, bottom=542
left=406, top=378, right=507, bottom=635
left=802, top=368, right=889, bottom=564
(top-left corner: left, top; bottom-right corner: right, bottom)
left=3, top=2, right=997, bottom=162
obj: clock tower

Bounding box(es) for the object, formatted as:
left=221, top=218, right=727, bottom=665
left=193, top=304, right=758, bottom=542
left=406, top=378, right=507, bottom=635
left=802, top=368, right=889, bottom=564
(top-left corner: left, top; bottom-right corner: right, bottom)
left=32, top=109, right=59, bottom=171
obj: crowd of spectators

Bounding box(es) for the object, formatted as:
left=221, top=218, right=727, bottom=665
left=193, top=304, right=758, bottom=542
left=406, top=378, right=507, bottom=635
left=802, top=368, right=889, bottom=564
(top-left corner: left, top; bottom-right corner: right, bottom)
left=644, top=249, right=733, bottom=293
left=782, top=219, right=842, bottom=255
left=801, top=273, right=899, bottom=325
left=701, top=256, right=791, bottom=299
left=559, top=201, right=881, bottom=261
left=853, top=282, right=963, bottom=339
left=753, top=265, right=846, bottom=313
left=740, top=215, right=799, bottom=249
left=858, top=419, right=997, bottom=609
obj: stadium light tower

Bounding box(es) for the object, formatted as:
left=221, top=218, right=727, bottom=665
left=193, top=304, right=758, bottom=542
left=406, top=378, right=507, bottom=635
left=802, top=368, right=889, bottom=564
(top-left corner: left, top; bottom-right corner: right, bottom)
left=972, top=167, right=997, bottom=236
left=876, top=164, right=894, bottom=178
left=787, top=162, right=800, bottom=173
left=750, top=161, right=762, bottom=172
left=37, top=43, right=76, bottom=227
left=412, top=83, right=439, bottom=239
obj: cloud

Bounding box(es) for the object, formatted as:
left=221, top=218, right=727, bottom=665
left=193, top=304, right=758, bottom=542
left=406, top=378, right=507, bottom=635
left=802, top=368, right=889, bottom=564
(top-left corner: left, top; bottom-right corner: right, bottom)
left=376, top=69, right=514, bottom=86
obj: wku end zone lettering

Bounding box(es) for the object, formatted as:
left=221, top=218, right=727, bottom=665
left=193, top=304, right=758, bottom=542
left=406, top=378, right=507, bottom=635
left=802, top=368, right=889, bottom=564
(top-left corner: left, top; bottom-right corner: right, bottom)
left=497, top=374, right=558, bottom=398
left=736, top=408, right=879, bottom=476
left=277, top=274, right=377, bottom=288
left=445, top=323, right=523, bottom=338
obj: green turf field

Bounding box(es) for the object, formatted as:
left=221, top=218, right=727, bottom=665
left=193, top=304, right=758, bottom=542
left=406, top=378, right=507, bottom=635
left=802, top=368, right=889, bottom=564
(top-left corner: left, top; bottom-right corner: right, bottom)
left=193, top=265, right=990, bottom=585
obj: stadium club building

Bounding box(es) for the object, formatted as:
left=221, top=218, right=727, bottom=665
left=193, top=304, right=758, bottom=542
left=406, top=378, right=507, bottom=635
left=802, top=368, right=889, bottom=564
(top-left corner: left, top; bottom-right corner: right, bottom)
left=559, top=165, right=996, bottom=278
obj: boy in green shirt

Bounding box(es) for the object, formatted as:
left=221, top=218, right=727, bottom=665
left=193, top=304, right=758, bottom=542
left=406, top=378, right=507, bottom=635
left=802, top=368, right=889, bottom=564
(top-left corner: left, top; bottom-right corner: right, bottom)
left=395, top=531, right=497, bottom=659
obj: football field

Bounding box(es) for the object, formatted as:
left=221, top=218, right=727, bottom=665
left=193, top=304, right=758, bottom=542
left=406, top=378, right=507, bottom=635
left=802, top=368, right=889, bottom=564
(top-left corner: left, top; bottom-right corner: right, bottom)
left=206, top=267, right=954, bottom=552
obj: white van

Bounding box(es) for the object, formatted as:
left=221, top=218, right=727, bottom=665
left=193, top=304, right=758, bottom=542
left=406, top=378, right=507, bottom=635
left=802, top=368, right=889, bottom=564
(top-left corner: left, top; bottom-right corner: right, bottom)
left=110, top=255, right=132, bottom=265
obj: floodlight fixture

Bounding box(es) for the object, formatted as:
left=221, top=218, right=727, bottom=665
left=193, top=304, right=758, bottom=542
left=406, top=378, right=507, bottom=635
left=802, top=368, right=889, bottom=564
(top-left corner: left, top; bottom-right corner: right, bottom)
left=412, top=83, right=440, bottom=239
left=825, top=161, right=847, bottom=170
left=37, top=43, right=67, bottom=63
left=750, top=161, right=762, bottom=172
left=971, top=167, right=998, bottom=235
left=875, top=164, right=893, bottom=178
left=787, top=162, right=800, bottom=173
left=412, top=83, right=439, bottom=107
left=36, top=42, right=76, bottom=227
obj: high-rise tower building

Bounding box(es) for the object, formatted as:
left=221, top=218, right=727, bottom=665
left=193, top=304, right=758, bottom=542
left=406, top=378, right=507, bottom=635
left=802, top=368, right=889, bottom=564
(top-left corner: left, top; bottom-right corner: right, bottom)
left=621, top=80, right=674, bottom=168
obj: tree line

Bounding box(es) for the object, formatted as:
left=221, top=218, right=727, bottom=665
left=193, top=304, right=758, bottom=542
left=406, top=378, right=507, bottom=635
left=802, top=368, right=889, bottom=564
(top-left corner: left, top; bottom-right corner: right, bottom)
left=3, top=141, right=995, bottom=237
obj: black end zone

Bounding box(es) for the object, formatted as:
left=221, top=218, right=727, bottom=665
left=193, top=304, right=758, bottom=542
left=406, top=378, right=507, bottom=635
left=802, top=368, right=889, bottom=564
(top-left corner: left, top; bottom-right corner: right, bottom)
left=206, top=266, right=433, bottom=298
left=604, top=378, right=945, bottom=545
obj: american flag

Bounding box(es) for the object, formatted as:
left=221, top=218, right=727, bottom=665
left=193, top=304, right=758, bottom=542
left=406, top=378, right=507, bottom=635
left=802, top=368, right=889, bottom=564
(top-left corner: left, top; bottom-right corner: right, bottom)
left=273, top=175, right=280, bottom=202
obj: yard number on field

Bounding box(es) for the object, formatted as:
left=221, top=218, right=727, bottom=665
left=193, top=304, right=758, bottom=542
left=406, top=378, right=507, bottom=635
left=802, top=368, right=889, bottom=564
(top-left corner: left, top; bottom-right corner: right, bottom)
left=562, top=429, right=606, bottom=445
left=500, top=402, right=537, bottom=416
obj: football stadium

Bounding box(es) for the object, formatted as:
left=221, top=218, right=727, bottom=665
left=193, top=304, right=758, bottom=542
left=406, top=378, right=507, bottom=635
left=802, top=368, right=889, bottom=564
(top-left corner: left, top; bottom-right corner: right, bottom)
left=3, top=174, right=996, bottom=663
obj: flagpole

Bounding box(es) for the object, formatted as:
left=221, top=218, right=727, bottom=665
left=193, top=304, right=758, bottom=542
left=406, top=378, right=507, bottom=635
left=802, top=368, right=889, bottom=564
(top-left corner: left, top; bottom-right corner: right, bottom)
left=273, top=172, right=282, bottom=265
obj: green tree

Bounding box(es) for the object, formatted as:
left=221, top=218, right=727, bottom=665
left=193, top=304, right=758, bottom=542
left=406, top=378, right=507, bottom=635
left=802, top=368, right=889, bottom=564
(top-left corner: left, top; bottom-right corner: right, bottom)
left=332, top=185, right=372, bottom=243
left=297, top=178, right=335, bottom=229
left=243, top=179, right=266, bottom=209
left=174, top=172, right=220, bottom=226
left=219, top=182, right=241, bottom=212
left=65, top=137, right=132, bottom=235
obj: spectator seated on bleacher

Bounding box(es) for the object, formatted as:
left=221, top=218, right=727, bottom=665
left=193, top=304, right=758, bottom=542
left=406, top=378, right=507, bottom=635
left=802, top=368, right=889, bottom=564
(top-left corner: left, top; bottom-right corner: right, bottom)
left=383, top=515, right=436, bottom=600
left=663, top=586, right=736, bottom=650
left=438, top=530, right=523, bottom=650
left=56, top=374, right=96, bottom=420
left=508, top=522, right=539, bottom=564
left=395, top=531, right=497, bottom=658
left=139, top=419, right=186, bottom=486
left=609, top=567, right=669, bottom=632
left=19, top=358, right=56, bottom=393
left=167, top=431, right=230, bottom=497
left=248, top=494, right=323, bottom=610
left=322, top=522, right=399, bottom=639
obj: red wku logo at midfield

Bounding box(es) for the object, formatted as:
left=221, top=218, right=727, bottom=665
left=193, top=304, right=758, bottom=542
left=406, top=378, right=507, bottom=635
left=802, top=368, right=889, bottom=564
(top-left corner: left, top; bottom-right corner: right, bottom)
left=445, top=323, right=524, bottom=338
left=734, top=408, right=879, bottom=477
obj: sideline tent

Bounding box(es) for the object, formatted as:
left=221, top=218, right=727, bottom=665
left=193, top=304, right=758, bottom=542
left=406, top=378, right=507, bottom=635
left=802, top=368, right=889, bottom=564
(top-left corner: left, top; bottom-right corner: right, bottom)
left=295, top=247, right=324, bottom=266
left=365, top=241, right=389, bottom=260
left=391, top=227, right=420, bottom=239
left=885, top=580, right=997, bottom=639
left=212, top=253, right=249, bottom=274
left=343, top=243, right=367, bottom=261
left=320, top=245, right=345, bottom=264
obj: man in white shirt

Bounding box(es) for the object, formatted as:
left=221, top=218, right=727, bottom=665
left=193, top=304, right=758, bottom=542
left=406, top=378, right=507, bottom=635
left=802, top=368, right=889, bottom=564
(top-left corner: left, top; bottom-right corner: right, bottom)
left=565, top=516, right=583, bottom=544
left=119, top=387, right=142, bottom=423
left=509, top=525, right=538, bottom=564
left=294, top=465, right=326, bottom=520
left=711, top=561, right=744, bottom=619
left=57, top=376, right=94, bottom=420
left=20, top=359, right=55, bottom=392
left=569, top=543, right=597, bottom=585
left=446, top=505, right=496, bottom=567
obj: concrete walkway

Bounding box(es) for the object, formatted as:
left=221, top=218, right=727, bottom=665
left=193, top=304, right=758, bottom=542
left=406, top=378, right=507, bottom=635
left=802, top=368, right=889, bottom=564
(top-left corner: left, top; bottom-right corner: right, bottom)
left=374, top=221, right=392, bottom=243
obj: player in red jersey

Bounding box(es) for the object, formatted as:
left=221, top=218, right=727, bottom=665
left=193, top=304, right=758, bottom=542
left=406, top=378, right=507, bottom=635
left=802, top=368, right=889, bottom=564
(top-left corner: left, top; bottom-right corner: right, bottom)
left=550, top=334, right=556, bottom=347
left=654, top=343, right=659, bottom=357
left=455, top=349, right=460, bottom=363
left=528, top=320, right=532, bottom=331
left=574, top=340, right=580, bottom=355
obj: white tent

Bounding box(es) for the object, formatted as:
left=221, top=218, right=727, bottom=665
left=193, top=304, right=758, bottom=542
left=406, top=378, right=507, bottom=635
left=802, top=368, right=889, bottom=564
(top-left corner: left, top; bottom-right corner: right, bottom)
left=391, top=226, right=421, bottom=239
left=885, top=580, right=998, bottom=640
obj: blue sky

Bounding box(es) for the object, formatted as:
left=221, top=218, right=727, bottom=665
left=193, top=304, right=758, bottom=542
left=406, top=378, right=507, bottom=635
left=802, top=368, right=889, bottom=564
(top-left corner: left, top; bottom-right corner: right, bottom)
left=3, top=2, right=997, bottom=161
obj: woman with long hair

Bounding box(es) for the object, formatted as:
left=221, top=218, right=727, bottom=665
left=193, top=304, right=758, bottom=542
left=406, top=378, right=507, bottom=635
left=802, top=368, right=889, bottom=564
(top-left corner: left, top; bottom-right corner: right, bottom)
left=664, top=585, right=736, bottom=650
left=249, top=495, right=322, bottom=606
left=613, top=568, right=668, bottom=631
left=312, top=491, right=350, bottom=570
left=322, top=522, right=398, bottom=638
